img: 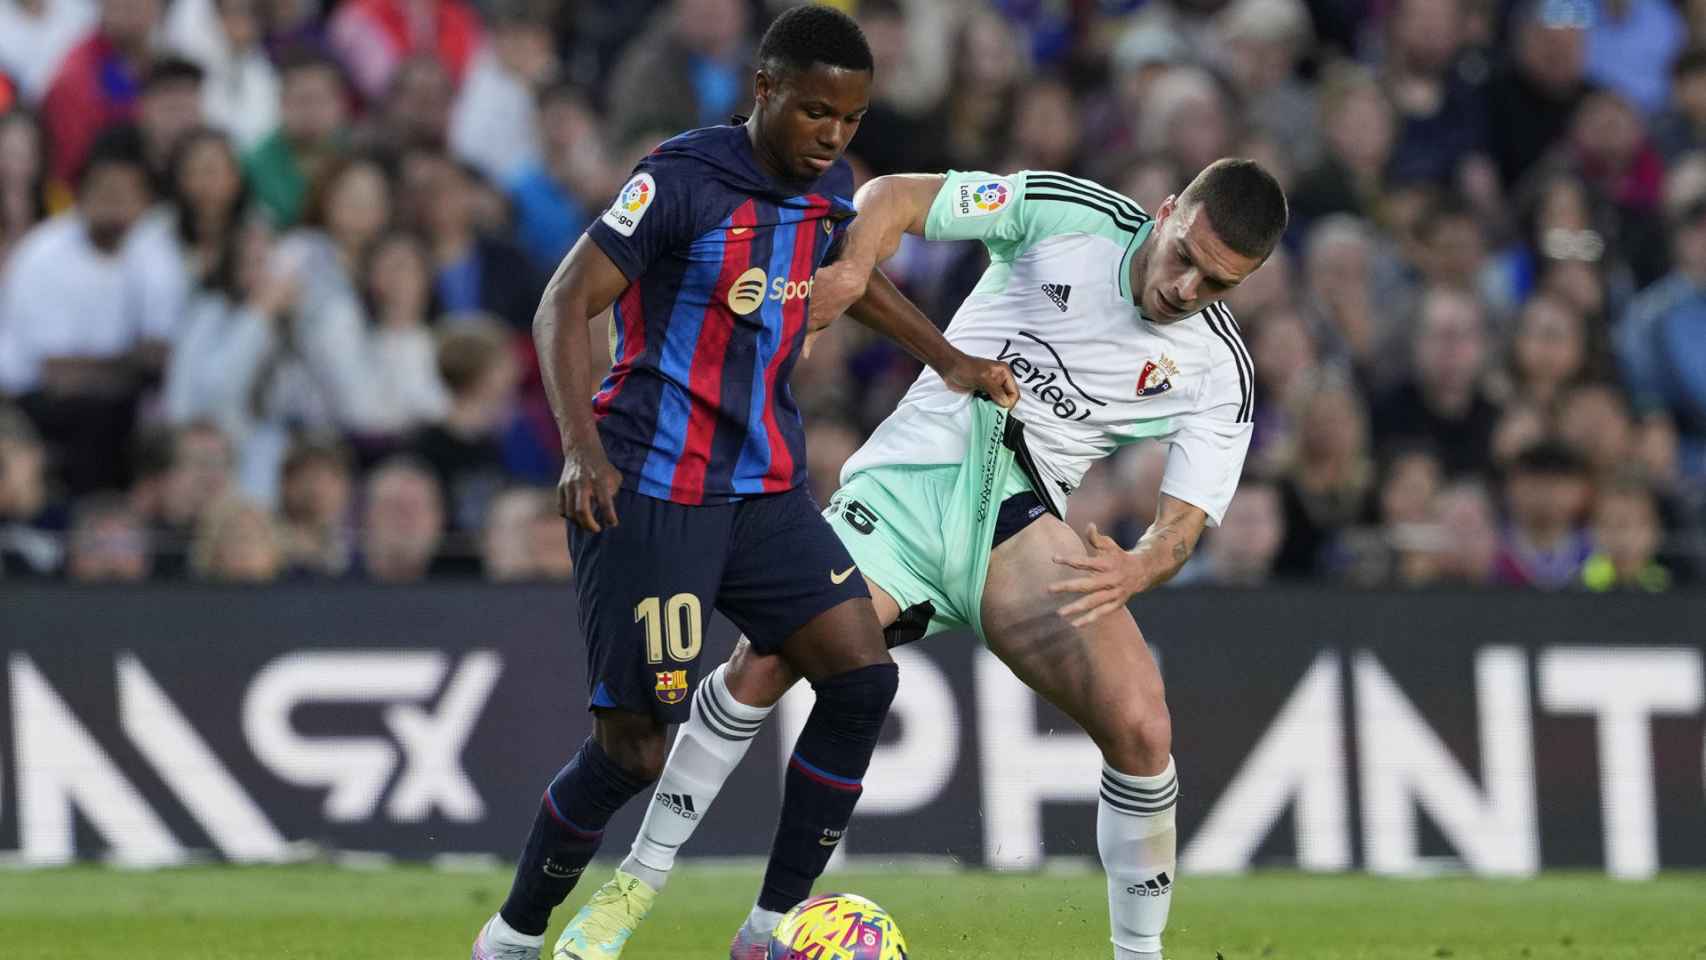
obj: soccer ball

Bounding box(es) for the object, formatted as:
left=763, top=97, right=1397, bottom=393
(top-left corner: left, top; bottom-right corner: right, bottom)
left=768, top=893, right=909, bottom=960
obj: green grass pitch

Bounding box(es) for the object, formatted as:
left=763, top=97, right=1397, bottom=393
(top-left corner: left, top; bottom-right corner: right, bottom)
left=2, top=864, right=1702, bottom=959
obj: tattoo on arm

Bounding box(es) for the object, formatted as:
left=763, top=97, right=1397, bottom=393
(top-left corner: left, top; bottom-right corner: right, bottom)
left=1172, top=539, right=1189, bottom=564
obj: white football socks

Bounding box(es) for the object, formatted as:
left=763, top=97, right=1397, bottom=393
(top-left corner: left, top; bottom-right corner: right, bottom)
left=621, top=663, right=773, bottom=890
left=1098, top=756, right=1179, bottom=960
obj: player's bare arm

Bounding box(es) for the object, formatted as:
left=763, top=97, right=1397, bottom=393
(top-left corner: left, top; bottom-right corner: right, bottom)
left=838, top=267, right=1019, bottom=408
left=535, top=235, right=629, bottom=533
left=1048, top=495, right=1209, bottom=627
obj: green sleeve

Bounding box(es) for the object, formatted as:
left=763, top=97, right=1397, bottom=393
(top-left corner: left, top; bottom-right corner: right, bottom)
left=923, top=170, right=1152, bottom=261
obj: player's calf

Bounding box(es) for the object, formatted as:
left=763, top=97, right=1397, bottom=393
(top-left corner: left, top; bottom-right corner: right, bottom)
left=495, top=714, right=663, bottom=940
left=740, top=612, right=898, bottom=943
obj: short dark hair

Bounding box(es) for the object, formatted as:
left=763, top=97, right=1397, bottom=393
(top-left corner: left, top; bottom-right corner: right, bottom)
left=437, top=315, right=513, bottom=395
left=1675, top=47, right=1706, bottom=81
left=1511, top=439, right=1588, bottom=478
left=757, top=5, right=873, bottom=83
left=143, top=56, right=205, bottom=94
left=1178, top=158, right=1289, bottom=259
left=78, top=125, right=150, bottom=192
left=276, top=45, right=348, bottom=88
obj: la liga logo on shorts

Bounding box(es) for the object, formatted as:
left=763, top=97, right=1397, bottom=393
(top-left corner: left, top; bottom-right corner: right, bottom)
left=955, top=176, right=1011, bottom=218
left=655, top=669, right=690, bottom=704
left=602, top=172, right=656, bottom=237
left=1136, top=356, right=1180, bottom=398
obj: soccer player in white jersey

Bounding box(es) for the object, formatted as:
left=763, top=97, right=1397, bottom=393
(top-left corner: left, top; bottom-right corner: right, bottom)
left=571, top=159, right=1286, bottom=960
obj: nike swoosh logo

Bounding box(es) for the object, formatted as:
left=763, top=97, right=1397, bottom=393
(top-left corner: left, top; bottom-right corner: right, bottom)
left=819, top=836, right=842, bottom=847
left=830, top=565, right=856, bottom=585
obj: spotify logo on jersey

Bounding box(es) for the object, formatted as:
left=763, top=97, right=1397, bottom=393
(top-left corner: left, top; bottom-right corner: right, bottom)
left=728, top=267, right=768, bottom=315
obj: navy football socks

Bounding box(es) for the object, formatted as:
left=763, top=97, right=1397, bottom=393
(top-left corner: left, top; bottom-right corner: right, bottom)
left=499, top=737, right=652, bottom=936
left=757, top=662, right=899, bottom=913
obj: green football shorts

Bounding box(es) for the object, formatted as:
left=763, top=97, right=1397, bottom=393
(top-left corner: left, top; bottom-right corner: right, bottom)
left=821, top=396, right=1031, bottom=643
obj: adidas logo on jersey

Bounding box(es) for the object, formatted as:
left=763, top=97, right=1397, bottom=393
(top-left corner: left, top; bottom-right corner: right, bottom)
left=654, top=791, right=700, bottom=821
left=1040, top=283, right=1072, bottom=312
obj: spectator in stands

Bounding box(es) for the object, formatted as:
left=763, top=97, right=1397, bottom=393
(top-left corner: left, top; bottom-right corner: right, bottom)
left=245, top=49, right=349, bottom=227
left=1495, top=440, right=1594, bottom=588
left=163, top=219, right=297, bottom=497
left=1289, top=62, right=1395, bottom=228
left=412, top=316, right=516, bottom=534
left=482, top=485, right=535, bottom=581
left=1429, top=480, right=1501, bottom=585
left=506, top=81, right=613, bottom=273
left=1495, top=167, right=1630, bottom=312
left=1376, top=444, right=1444, bottom=568
left=417, top=152, right=540, bottom=331
left=1139, top=66, right=1234, bottom=182
left=1246, top=304, right=1316, bottom=467
left=135, top=56, right=206, bottom=189
left=998, top=75, right=1082, bottom=175
left=1224, top=242, right=1292, bottom=322
left=162, top=126, right=250, bottom=290
left=163, top=0, right=279, bottom=149
left=0, top=0, right=95, bottom=103
left=329, top=0, right=483, bottom=104
left=40, top=0, right=162, bottom=184
left=1655, top=49, right=1706, bottom=161
left=1582, top=477, right=1672, bottom=591
left=1274, top=376, right=1375, bottom=578
left=1410, top=197, right=1492, bottom=306
left=0, top=403, right=59, bottom=577
left=450, top=0, right=554, bottom=184
left=359, top=455, right=452, bottom=582
left=277, top=435, right=352, bottom=578
left=1569, top=87, right=1669, bottom=284
left=1299, top=214, right=1387, bottom=385
left=1372, top=286, right=1500, bottom=477
left=938, top=9, right=1025, bottom=170
left=189, top=493, right=281, bottom=582
left=1378, top=0, right=1488, bottom=187
left=1175, top=478, right=1287, bottom=586
left=130, top=419, right=233, bottom=578
left=0, top=110, right=48, bottom=267
left=270, top=153, right=395, bottom=436
left=1585, top=0, right=1685, bottom=117
left=64, top=491, right=149, bottom=581
left=1507, top=293, right=1588, bottom=410
left=1485, top=0, right=1590, bottom=189
left=1211, top=0, right=1320, bottom=170
left=1113, top=442, right=1168, bottom=545
left=605, top=0, right=751, bottom=147
left=360, top=230, right=449, bottom=435
left=1556, top=382, right=1637, bottom=478
left=846, top=0, right=946, bottom=177
left=1618, top=181, right=1706, bottom=478
left=0, top=131, right=183, bottom=495
left=369, top=54, right=453, bottom=150
left=1489, top=399, right=1549, bottom=475
left=481, top=485, right=569, bottom=581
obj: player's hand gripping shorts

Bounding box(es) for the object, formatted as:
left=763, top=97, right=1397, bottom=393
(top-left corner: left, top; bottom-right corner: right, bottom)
left=822, top=396, right=1043, bottom=646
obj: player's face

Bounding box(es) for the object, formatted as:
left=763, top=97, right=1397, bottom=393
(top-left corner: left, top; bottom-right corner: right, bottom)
left=754, top=64, right=870, bottom=181
left=1138, top=196, right=1265, bottom=324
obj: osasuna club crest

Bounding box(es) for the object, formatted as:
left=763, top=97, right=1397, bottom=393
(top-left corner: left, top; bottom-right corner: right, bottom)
left=1136, top=356, right=1180, bottom=398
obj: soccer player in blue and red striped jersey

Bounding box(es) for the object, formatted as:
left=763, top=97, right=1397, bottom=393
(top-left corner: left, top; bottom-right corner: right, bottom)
left=471, top=8, right=1017, bottom=960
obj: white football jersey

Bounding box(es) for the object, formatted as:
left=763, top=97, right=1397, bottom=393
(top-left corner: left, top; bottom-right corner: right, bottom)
left=841, top=170, right=1254, bottom=525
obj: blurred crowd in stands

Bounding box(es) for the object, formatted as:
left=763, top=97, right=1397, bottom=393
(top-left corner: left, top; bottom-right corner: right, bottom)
left=0, top=0, right=1703, bottom=590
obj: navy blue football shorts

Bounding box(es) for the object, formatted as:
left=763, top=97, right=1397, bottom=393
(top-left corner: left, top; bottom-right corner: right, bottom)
left=567, top=484, right=870, bottom=723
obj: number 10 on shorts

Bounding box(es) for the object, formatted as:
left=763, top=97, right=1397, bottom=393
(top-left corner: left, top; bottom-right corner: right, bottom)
left=635, top=593, right=703, bottom=664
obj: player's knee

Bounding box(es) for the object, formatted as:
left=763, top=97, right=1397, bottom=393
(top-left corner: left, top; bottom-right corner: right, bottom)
left=811, top=661, right=899, bottom=740
left=1101, top=700, right=1172, bottom=775
left=727, top=641, right=798, bottom=709
left=592, top=714, right=669, bottom=782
